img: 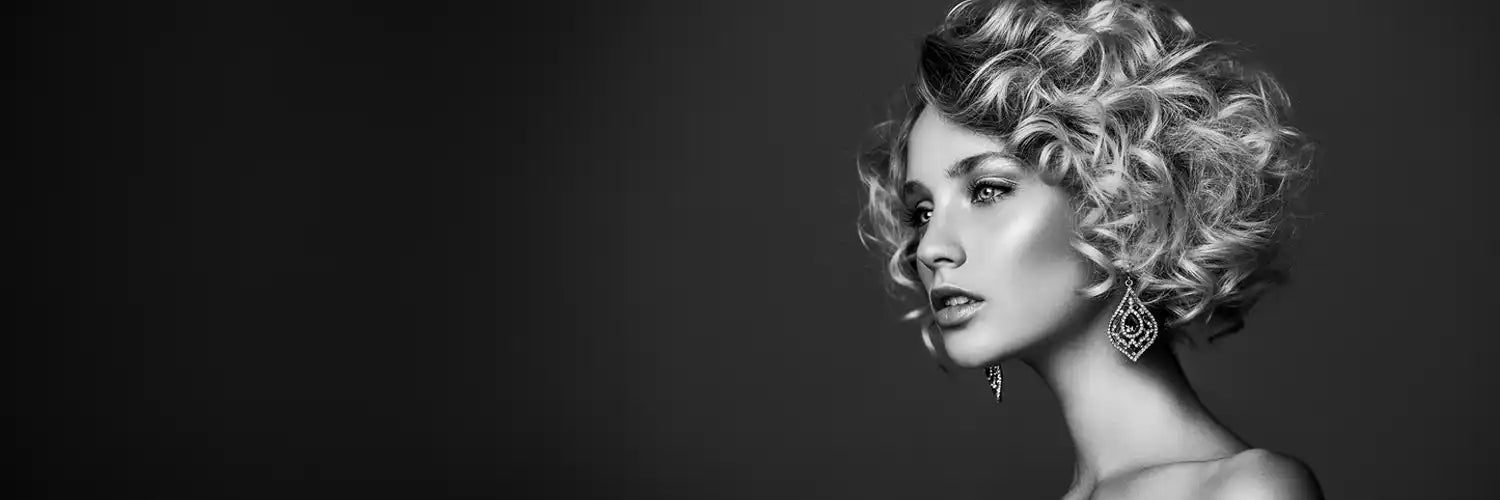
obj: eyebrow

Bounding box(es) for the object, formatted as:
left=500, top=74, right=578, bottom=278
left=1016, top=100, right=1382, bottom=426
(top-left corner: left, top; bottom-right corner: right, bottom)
left=902, top=151, right=1014, bottom=198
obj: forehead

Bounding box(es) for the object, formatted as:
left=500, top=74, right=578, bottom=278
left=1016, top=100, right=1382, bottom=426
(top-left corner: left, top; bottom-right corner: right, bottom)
left=905, top=107, right=1006, bottom=181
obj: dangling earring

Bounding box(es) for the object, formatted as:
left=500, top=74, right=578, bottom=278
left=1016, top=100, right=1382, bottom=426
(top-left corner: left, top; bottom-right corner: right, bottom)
left=984, top=364, right=1003, bottom=403
left=1107, top=275, right=1158, bottom=362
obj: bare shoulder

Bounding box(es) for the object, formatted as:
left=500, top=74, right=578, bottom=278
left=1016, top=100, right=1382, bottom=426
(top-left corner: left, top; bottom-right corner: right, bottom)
left=1206, top=448, right=1323, bottom=500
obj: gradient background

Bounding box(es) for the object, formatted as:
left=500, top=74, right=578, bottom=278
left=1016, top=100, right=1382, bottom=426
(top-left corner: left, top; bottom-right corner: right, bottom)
left=11, top=0, right=1500, bottom=498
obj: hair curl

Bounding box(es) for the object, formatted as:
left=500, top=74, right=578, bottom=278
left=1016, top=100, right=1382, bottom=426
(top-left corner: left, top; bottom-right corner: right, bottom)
left=856, top=0, right=1313, bottom=342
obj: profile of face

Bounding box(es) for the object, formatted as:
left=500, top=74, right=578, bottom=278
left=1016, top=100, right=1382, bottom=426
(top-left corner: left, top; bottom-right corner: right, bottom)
left=904, top=107, right=1109, bottom=367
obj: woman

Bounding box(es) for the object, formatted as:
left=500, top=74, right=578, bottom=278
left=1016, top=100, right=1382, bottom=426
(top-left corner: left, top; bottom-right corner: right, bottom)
left=856, top=0, right=1321, bottom=498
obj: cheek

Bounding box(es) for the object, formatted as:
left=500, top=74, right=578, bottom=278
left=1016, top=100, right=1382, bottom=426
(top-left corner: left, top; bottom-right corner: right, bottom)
left=987, top=195, right=1087, bottom=304
left=916, top=255, right=934, bottom=288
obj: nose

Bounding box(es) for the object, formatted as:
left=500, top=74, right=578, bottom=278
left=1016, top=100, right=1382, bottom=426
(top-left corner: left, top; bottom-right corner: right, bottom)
left=915, top=215, right=965, bottom=272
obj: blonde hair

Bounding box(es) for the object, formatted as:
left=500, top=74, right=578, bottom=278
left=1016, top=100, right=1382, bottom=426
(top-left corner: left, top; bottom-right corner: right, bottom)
left=857, top=0, right=1313, bottom=342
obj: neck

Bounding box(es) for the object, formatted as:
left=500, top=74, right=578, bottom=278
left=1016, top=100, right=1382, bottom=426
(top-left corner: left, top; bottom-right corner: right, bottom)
left=1018, top=289, right=1248, bottom=488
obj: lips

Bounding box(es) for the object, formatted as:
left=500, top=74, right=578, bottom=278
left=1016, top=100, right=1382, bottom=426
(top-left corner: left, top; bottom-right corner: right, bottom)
left=929, top=285, right=987, bottom=328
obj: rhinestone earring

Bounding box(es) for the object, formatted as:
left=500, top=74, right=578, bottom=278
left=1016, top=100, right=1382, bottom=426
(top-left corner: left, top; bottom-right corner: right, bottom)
left=1107, top=276, right=1158, bottom=362
left=984, top=364, right=1003, bottom=403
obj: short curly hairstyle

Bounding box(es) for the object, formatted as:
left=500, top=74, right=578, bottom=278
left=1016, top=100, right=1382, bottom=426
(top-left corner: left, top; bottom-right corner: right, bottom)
left=857, top=0, right=1313, bottom=343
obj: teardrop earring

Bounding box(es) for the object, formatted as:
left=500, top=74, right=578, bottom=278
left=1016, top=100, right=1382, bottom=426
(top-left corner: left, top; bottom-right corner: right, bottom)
left=1107, top=276, right=1159, bottom=362
left=984, top=364, right=1003, bottom=403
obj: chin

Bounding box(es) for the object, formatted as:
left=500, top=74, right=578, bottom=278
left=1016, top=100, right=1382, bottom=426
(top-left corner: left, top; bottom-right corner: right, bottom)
left=940, top=321, right=1013, bottom=368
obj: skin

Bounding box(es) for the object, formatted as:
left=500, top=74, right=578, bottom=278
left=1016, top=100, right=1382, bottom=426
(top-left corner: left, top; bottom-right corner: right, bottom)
left=902, top=107, right=1323, bottom=499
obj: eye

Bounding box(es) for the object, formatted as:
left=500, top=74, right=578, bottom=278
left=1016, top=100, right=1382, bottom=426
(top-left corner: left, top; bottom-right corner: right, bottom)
left=970, top=179, right=1014, bottom=205
left=903, top=204, right=933, bottom=227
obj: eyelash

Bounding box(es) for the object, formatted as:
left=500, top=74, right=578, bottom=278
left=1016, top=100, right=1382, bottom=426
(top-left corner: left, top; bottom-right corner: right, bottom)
left=902, top=180, right=1015, bottom=228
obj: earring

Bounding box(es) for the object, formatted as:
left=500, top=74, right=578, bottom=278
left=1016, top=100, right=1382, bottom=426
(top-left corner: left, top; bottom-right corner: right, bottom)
left=1107, top=275, right=1158, bottom=362
left=984, top=364, right=1003, bottom=403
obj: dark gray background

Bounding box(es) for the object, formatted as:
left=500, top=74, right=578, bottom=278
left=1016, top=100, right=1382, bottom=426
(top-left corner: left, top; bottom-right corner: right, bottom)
left=12, top=0, right=1499, bottom=498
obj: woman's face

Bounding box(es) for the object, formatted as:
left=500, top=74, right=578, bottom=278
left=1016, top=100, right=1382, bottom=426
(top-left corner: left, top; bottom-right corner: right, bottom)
left=903, top=107, right=1104, bottom=367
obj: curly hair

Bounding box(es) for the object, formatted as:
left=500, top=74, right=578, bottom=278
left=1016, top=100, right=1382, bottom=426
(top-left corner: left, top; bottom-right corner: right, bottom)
left=856, top=0, right=1313, bottom=342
